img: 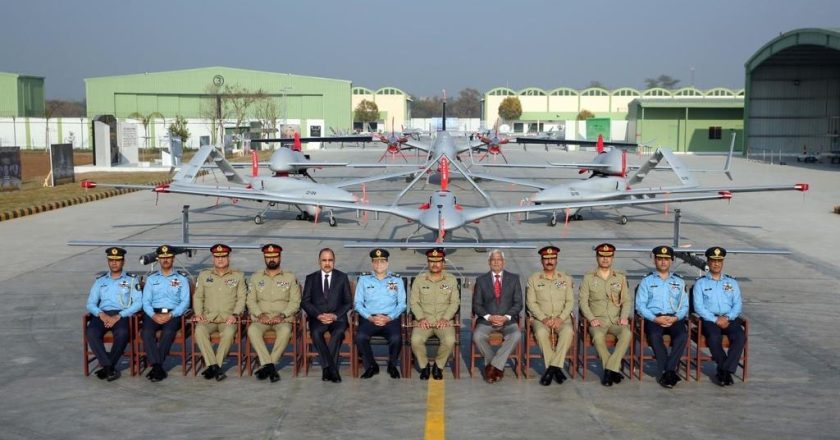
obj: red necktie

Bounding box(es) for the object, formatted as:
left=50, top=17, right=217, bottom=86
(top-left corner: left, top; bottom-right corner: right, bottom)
left=494, top=274, right=501, bottom=304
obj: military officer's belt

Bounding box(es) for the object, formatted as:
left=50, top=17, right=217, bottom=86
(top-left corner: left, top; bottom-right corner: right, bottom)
left=153, top=308, right=171, bottom=313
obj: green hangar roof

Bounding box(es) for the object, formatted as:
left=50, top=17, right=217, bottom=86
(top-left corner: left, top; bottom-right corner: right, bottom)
left=746, top=28, right=840, bottom=72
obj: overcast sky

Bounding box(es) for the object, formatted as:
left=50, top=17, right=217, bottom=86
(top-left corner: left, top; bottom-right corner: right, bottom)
left=1, top=0, right=836, bottom=100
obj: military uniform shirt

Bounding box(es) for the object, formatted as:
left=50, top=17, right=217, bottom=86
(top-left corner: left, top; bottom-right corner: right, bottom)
left=692, top=273, right=742, bottom=322
left=410, top=271, right=460, bottom=322
left=354, top=273, right=406, bottom=320
left=142, top=270, right=191, bottom=317
left=247, top=270, right=301, bottom=318
left=526, top=271, right=575, bottom=321
left=194, top=269, right=246, bottom=321
left=635, top=272, right=687, bottom=321
left=579, top=269, right=631, bottom=323
left=86, top=272, right=142, bottom=317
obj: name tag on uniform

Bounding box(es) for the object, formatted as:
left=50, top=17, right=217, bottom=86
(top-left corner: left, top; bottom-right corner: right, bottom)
left=277, top=281, right=290, bottom=288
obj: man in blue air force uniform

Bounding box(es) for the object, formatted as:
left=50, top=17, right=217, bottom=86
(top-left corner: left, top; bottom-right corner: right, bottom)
left=141, top=245, right=191, bottom=382
left=635, top=246, right=688, bottom=389
left=692, top=246, right=745, bottom=386
left=354, top=248, right=407, bottom=379
left=85, top=247, right=142, bottom=381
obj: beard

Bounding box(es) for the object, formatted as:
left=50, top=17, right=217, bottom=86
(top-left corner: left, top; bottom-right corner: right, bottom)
left=265, top=260, right=280, bottom=270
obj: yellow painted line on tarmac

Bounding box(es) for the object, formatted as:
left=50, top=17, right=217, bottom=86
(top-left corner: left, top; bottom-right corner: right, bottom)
left=424, top=379, right=446, bottom=440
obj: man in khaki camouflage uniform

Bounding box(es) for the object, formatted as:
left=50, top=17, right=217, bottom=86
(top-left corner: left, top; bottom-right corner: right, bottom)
left=247, top=244, right=300, bottom=383
left=526, top=245, right=575, bottom=387
left=410, top=248, right=460, bottom=380
left=579, top=243, right=632, bottom=387
left=194, top=243, right=246, bottom=381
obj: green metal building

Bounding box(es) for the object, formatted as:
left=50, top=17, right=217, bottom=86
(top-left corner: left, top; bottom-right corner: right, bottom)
left=85, top=66, right=353, bottom=137
left=0, top=72, right=45, bottom=117
left=627, top=98, right=745, bottom=152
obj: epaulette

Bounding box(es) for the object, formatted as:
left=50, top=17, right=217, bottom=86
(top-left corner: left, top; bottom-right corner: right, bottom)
left=177, top=270, right=190, bottom=277
left=95, top=271, right=108, bottom=279
left=645, top=272, right=656, bottom=277
left=724, top=273, right=737, bottom=280
left=125, top=272, right=138, bottom=278
left=672, top=273, right=683, bottom=279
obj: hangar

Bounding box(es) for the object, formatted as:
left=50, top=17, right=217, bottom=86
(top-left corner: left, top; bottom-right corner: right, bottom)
left=351, top=87, right=412, bottom=132
left=0, top=72, right=44, bottom=117
left=745, top=28, right=840, bottom=156
left=85, top=67, right=352, bottom=148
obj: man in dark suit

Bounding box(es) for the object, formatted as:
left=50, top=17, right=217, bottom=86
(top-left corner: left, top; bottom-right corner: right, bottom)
left=302, top=248, right=353, bottom=383
left=472, top=249, right=523, bottom=383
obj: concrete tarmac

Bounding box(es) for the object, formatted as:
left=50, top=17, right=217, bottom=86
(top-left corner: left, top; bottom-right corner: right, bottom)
left=0, top=146, right=837, bottom=439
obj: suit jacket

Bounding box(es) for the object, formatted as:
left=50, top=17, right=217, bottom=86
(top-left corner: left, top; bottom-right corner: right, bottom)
left=473, top=270, right=523, bottom=325
left=302, top=269, right=352, bottom=321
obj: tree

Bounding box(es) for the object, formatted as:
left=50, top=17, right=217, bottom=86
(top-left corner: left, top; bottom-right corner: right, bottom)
left=644, top=75, right=681, bottom=89
left=200, top=83, right=232, bottom=146
left=576, top=109, right=595, bottom=120
left=354, top=99, right=380, bottom=130
left=498, top=97, right=522, bottom=121
left=168, top=115, right=190, bottom=144
left=127, top=111, right=165, bottom=149
left=410, top=96, right=444, bottom=118
left=45, top=99, right=85, bottom=117
left=448, top=88, right=481, bottom=117
left=587, top=81, right=607, bottom=89
left=254, top=96, right=280, bottom=144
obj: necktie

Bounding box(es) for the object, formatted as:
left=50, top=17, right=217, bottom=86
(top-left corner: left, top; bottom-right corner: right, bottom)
left=323, top=274, right=330, bottom=298
left=494, top=274, right=501, bottom=304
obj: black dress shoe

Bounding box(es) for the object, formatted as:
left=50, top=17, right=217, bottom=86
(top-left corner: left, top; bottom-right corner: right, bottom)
left=215, top=365, right=227, bottom=382
left=715, top=370, right=726, bottom=386
left=360, top=365, right=379, bottom=379
left=387, top=363, right=401, bottom=379
left=267, top=364, right=280, bottom=383
left=106, top=367, right=121, bottom=382
left=540, top=367, right=555, bottom=386
left=419, top=364, right=431, bottom=381
left=658, top=373, right=674, bottom=389
left=724, top=371, right=734, bottom=386
left=431, top=364, right=443, bottom=380
left=331, top=369, right=342, bottom=383
left=601, top=371, right=613, bottom=387
left=256, top=365, right=269, bottom=380
left=609, top=370, right=623, bottom=384
left=150, top=365, right=167, bottom=382
left=322, top=368, right=331, bottom=381
left=553, top=368, right=567, bottom=384
left=202, top=365, right=217, bottom=380
left=96, top=368, right=109, bottom=380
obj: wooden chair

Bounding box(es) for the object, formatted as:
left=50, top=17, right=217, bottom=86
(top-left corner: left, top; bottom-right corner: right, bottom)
left=134, top=276, right=195, bottom=376
left=576, top=316, right=633, bottom=380
left=244, top=311, right=302, bottom=377
left=632, top=313, right=690, bottom=380
left=191, top=315, right=247, bottom=376
left=404, top=276, right=462, bottom=379
left=688, top=314, right=749, bottom=381
left=524, top=315, right=577, bottom=379
left=82, top=312, right=138, bottom=376
left=350, top=277, right=408, bottom=378
left=469, top=315, right=523, bottom=378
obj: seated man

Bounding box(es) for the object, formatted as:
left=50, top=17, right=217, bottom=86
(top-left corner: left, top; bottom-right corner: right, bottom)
left=302, top=248, right=353, bottom=383
left=410, top=248, right=460, bottom=380
left=354, top=248, right=406, bottom=379
left=526, top=245, right=575, bottom=387
left=472, top=249, right=523, bottom=383
left=692, top=247, right=746, bottom=386
left=85, top=247, right=142, bottom=381
left=636, top=246, right=688, bottom=389
left=193, top=244, right=246, bottom=382
left=141, top=245, right=191, bottom=382
left=247, top=244, right=300, bottom=383
left=579, top=243, right=632, bottom=387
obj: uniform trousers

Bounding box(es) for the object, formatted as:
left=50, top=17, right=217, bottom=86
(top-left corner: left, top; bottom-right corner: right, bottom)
left=308, top=318, right=348, bottom=371
left=644, top=318, right=688, bottom=375
left=702, top=317, right=745, bottom=374
left=141, top=317, right=181, bottom=366
left=590, top=322, right=632, bottom=372
left=86, top=312, right=130, bottom=369
left=473, top=321, right=521, bottom=370
left=195, top=322, right=237, bottom=367
left=355, top=317, right=402, bottom=370
left=411, top=325, right=456, bottom=367
left=248, top=322, right=293, bottom=366
left=532, top=319, right=574, bottom=370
